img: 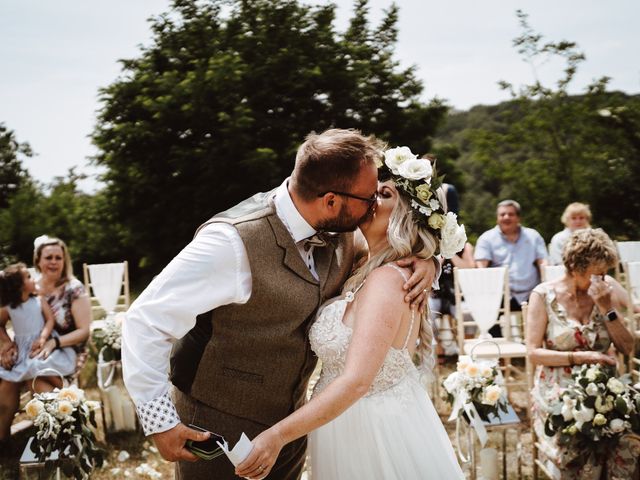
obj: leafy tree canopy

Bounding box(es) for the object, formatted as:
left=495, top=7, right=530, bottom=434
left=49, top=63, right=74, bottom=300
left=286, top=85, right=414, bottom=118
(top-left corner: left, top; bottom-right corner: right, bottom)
left=92, top=0, right=446, bottom=276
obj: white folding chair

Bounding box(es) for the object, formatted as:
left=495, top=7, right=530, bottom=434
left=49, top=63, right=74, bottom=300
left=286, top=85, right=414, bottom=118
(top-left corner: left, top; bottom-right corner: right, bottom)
left=615, top=241, right=640, bottom=283
left=540, top=265, right=565, bottom=283
left=454, top=267, right=528, bottom=397
left=82, top=261, right=130, bottom=322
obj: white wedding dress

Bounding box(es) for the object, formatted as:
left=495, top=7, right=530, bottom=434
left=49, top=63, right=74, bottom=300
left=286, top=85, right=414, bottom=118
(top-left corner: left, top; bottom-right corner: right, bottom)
left=308, top=264, right=464, bottom=479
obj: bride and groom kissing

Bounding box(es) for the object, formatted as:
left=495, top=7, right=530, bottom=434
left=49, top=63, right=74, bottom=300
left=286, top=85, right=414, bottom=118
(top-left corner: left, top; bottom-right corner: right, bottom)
left=121, top=128, right=466, bottom=479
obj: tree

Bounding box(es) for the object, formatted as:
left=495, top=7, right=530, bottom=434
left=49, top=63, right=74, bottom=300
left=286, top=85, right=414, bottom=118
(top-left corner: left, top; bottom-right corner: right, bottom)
left=434, top=11, right=640, bottom=241
left=92, top=0, right=446, bottom=276
left=0, top=123, right=32, bottom=209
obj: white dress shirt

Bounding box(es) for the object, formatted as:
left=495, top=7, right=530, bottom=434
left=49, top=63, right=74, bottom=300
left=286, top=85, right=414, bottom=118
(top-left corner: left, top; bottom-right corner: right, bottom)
left=122, top=180, right=321, bottom=435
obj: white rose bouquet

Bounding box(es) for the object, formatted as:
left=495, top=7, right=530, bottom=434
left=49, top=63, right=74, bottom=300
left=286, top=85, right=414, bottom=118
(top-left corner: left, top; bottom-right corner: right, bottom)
left=443, top=358, right=509, bottom=422
left=544, top=364, right=640, bottom=469
left=26, top=385, right=104, bottom=479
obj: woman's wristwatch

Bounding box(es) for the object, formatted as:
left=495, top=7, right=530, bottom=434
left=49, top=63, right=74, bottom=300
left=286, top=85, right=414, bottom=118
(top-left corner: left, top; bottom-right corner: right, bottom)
left=53, top=336, right=61, bottom=350
left=605, top=309, right=618, bottom=321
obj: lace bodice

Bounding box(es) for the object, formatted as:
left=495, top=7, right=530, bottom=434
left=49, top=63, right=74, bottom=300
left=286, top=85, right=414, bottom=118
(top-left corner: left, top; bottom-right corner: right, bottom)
left=309, top=266, right=418, bottom=397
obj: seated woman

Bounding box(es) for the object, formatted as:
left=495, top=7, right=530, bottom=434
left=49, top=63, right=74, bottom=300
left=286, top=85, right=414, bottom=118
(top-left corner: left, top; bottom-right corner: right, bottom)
left=0, top=236, right=90, bottom=445
left=549, top=202, right=592, bottom=265
left=527, top=228, right=638, bottom=479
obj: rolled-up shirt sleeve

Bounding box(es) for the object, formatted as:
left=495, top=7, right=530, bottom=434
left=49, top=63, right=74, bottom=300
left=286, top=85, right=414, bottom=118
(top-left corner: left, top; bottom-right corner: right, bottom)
left=122, top=222, right=251, bottom=435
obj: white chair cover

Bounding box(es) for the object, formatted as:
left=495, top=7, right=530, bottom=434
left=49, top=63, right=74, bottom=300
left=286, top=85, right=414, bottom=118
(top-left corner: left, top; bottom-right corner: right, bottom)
left=457, top=267, right=506, bottom=337
left=543, top=265, right=566, bottom=282
left=617, top=241, right=640, bottom=263
left=88, top=263, right=125, bottom=315
left=627, top=261, right=640, bottom=305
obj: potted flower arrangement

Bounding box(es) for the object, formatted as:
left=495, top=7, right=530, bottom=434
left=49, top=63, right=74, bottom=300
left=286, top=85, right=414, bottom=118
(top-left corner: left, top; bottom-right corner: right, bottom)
left=24, top=385, right=103, bottom=479
left=544, top=364, right=640, bottom=470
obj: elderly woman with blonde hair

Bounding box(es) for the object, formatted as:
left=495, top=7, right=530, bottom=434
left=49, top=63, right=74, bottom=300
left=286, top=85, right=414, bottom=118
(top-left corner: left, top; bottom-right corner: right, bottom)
left=527, top=228, right=639, bottom=479
left=549, top=202, right=592, bottom=265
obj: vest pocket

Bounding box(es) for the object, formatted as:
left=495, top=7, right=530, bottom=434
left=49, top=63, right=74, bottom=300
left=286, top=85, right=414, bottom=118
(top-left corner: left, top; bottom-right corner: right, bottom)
left=222, top=366, right=264, bottom=384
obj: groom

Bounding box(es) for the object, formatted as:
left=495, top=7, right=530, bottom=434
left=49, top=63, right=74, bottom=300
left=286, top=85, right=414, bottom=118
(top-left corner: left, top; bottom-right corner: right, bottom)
left=122, top=128, right=435, bottom=480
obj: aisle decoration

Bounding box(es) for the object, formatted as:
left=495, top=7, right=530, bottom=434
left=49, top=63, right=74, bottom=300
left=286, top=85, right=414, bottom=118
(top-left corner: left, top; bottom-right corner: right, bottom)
left=443, top=357, right=508, bottom=446
left=91, top=313, right=137, bottom=432
left=544, top=364, right=640, bottom=469
left=25, top=385, right=103, bottom=479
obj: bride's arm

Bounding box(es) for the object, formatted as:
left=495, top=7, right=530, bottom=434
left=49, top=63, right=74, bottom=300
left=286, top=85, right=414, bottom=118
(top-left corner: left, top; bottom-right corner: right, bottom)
left=235, top=267, right=409, bottom=479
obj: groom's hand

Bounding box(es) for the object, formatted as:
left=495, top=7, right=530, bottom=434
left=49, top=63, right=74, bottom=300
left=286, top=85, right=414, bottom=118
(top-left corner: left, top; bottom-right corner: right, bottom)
left=153, top=423, right=209, bottom=462
left=396, top=256, right=438, bottom=313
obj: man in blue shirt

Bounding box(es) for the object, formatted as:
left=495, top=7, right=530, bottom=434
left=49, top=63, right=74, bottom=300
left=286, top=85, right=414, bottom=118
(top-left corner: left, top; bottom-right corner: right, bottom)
left=475, top=199, right=548, bottom=335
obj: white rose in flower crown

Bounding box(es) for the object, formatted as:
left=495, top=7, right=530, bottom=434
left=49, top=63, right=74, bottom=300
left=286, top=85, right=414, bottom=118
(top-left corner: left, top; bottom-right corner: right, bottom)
left=561, top=403, right=574, bottom=421
left=482, top=385, right=503, bottom=406
left=610, top=418, right=627, bottom=433
left=384, top=146, right=417, bottom=174
left=439, top=212, right=467, bottom=259
left=573, top=406, right=595, bottom=423
left=26, top=399, right=45, bottom=418
left=57, top=400, right=74, bottom=416
left=607, top=377, right=625, bottom=394
left=586, top=383, right=599, bottom=396
left=593, top=413, right=607, bottom=426
left=397, top=158, right=433, bottom=182
left=428, top=213, right=445, bottom=230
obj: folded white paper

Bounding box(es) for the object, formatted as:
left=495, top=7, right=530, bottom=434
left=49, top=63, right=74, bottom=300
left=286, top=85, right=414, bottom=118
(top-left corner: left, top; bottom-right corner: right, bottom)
left=216, top=432, right=254, bottom=466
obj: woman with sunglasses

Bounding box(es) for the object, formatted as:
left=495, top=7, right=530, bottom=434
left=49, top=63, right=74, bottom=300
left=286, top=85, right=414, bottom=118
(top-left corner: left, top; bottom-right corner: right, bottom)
left=0, top=236, right=90, bottom=448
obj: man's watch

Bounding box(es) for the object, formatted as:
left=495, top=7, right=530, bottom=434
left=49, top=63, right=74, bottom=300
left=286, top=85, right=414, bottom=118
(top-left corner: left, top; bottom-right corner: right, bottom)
left=605, top=309, right=618, bottom=321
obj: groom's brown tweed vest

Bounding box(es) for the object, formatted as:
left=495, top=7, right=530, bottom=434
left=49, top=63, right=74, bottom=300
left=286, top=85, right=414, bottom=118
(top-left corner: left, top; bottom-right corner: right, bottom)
left=170, top=193, right=354, bottom=426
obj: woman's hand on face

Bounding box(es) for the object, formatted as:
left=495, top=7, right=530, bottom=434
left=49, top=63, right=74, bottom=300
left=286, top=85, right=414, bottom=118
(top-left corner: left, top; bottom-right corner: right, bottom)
left=0, top=342, right=17, bottom=369
left=235, top=427, right=285, bottom=480
left=587, top=275, right=614, bottom=312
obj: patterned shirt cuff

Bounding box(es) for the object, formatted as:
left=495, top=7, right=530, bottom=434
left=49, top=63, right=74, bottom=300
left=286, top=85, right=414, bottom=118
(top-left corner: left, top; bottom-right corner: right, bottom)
left=136, top=391, right=181, bottom=436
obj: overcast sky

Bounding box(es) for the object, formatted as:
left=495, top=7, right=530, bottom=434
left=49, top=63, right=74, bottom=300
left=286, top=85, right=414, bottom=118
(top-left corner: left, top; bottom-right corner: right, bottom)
left=1, top=0, right=638, bottom=191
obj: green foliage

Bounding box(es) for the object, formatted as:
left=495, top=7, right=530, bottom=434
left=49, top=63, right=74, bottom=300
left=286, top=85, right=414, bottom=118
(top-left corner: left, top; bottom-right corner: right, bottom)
left=92, top=0, right=446, bottom=276
left=433, top=11, right=640, bottom=242
left=0, top=169, right=126, bottom=271
left=0, top=123, right=32, bottom=209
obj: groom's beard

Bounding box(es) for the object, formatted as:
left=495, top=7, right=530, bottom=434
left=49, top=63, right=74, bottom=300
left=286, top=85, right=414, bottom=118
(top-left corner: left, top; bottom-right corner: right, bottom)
left=316, top=203, right=366, bottom=233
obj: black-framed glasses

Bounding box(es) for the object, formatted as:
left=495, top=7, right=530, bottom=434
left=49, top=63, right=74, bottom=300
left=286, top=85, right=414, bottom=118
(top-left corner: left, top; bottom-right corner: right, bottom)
left=317, top=190, right=378, bottom=205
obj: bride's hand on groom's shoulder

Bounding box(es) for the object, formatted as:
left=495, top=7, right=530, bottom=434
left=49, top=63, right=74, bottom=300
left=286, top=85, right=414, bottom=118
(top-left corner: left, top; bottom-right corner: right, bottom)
left=153, top=423, right=209, bottom=462
left=396, top=255, right=437, bottom=312
left=235, top=427, right=285, bottom=480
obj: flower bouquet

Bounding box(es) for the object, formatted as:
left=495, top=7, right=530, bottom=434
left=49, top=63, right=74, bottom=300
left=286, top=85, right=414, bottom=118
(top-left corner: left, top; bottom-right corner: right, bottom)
left=91, top=315, right=122, bottom=362
left=25, top=385, right=104, bottom=479
left=544, top=364, right=640, bottom=469
left=443, top=358, right=509, bottom=423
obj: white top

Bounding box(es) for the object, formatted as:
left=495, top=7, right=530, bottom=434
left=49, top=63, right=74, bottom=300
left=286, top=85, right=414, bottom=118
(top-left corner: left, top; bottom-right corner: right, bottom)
left=122, top=180, right=321, bottom=435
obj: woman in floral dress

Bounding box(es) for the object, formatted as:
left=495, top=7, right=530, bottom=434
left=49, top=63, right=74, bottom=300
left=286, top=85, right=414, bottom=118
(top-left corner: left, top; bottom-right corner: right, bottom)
left=527, top=228, right=639, bottom=479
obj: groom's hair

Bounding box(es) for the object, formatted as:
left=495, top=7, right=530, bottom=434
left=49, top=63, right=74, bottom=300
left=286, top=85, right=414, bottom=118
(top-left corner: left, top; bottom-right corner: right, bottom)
left=291, top=128, right=383, bottom=202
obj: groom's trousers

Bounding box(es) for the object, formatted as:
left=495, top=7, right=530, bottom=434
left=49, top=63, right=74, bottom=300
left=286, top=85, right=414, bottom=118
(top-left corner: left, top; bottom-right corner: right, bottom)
left=173, top=387, right=306, bottom=480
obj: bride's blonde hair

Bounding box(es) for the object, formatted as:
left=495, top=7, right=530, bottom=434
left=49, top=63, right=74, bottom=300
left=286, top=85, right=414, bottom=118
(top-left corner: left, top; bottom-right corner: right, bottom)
left=342, top=189, right=442, bottom=377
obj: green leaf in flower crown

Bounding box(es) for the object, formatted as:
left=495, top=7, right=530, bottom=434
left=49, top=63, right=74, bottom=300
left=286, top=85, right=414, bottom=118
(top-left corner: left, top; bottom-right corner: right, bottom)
left=582, top=422, right=593, bottom=436
left=615, top=396, right=628, bottom=415
left=578, top=377, right=589, bottom=388
left=558, top=433, right=572, bottom=446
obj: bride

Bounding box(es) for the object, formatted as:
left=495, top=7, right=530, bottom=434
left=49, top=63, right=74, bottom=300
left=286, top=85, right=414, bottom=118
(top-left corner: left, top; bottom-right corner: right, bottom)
left=236, top=147, right=465, bottom=480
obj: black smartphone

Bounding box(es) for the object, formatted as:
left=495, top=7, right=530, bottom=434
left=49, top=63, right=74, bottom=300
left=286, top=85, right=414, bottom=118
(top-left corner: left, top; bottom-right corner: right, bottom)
left=185, top=424, right=226, bottom=460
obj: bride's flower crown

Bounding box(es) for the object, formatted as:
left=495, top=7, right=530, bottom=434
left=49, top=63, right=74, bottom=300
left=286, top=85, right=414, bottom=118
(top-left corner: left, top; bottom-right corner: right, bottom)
left=377, top=146, right=467, bottom=259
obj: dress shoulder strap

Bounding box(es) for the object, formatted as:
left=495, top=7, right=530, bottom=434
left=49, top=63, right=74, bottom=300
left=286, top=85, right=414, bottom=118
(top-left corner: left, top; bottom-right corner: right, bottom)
left=383, top=263, right=415, bottom=350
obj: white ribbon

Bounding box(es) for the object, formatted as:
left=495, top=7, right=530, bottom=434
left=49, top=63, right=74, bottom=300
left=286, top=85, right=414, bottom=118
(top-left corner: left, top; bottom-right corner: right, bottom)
left=96, top=347, right=117, bottom=391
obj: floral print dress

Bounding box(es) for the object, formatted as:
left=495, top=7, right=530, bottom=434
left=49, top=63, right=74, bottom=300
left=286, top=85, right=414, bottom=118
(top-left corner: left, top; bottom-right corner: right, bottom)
left=531, top=283, right=639, bottom=479
left=42, top=278, right=88, bottom=371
